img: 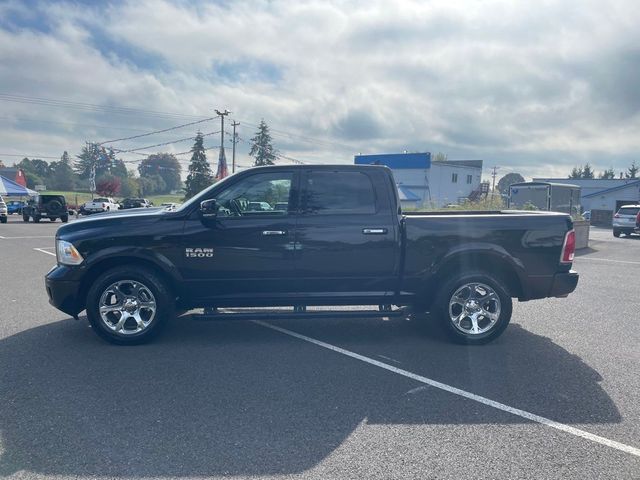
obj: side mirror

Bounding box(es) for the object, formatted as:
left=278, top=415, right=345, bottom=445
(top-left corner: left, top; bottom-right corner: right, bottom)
left=200, top=199, right=219, bottom=218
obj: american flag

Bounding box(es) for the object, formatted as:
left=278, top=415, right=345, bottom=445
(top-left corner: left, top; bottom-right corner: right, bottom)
left=216, top=147, right=228, bottom=179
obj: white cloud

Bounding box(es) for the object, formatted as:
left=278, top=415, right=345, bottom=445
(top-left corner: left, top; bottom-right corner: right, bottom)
left=1, top=0, right=639, bottom=180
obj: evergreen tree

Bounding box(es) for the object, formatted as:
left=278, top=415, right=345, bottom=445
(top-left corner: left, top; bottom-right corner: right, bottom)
left=184, top=132, right=213, bottom=199
left=568, top=166, right=583, bottom=179
left=249, top=119, right=278, bottom=166
left=51, top=151, right=75, bottom=190
left=598, top=168, right=615, bottom=179
left=626, top=161, right=638, bottom=179
left=582, top=163, right=594, bottom=179
left=75, top=143, right=127, bottom=180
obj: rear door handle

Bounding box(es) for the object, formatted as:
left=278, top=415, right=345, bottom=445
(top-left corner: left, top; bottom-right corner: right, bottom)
left=362, top=228, right=388, bottom=235
left=262, top=230, right=287, bottom=236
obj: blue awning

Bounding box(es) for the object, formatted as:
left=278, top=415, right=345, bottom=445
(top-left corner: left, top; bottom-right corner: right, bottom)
left=0, top=175, right=38, bottom=196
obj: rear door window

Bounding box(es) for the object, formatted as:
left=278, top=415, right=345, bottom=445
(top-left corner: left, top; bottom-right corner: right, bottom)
left=304, top=171, right=376, bottom=215
left=618, top=207, right=639, bottom=216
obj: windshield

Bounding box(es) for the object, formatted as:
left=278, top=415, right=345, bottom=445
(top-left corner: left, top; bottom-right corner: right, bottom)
left=617, top=207, right=640, bottom=216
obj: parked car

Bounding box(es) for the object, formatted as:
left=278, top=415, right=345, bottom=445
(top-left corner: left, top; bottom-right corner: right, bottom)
left=612, top=205, right=640, bottom=237
left=45, top=165, right=578, bottom=346
left=0, top=196, right=7, bottom=223
left=83, top=197, right=119, bottom=214
left=582, top=210, right=591, bottom=221
left=160, top=202, right=178, bottom=210
left=121, top=198, right=152, bottom=209
left=22, top=195, right=69, bottom=222
left=6, top=200, right=25, bottom=215
left=247, top=201, right=273, bottom=211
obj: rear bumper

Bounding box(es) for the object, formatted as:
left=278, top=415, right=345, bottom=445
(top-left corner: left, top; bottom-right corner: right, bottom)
left=521, top=270, right=579, bottom=300
left=548, top=270, right=579, bottom=298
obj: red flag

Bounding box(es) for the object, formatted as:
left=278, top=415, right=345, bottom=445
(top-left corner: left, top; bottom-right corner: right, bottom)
left=216, top=147, right=228, bottom=180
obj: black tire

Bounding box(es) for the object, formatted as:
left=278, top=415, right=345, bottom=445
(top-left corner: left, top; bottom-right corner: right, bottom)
left=86, top=266, right=174, bottom=345
left=431, top=271, right=513, bottom=345
left=22, top=214, right=29, bottom=222
left=613, top=229, right=621, bottom=238
left=49, top=217, right=56, bottom=222
left=33, top=215, right=41, bottom=223
left=0, top=217, right=6, bottom=224
left=61, top=215, right=69, bottom=223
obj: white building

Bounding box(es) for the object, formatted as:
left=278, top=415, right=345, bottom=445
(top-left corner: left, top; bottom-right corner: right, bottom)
left=355, top=153, right=483, bottom=208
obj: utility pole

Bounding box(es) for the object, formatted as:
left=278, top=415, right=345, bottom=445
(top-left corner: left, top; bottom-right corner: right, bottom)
left=491, top=166, right=500, bottom=193
left=231, top=121, right=240, bottom=173
left=215, top=109, right=231, bottom=150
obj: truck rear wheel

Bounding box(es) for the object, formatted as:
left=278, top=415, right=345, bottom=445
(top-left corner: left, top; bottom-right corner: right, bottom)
left=432, top=271, right=512, bottom=345
left=22, top=214, right=29, bottom=222
left=33, top=214, right=41, bottom=223
left=86, top=266, right=174, bottom=345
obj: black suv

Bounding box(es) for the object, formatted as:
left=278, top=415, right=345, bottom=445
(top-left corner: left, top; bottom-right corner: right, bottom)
left=22, top=195, right=69, bottom=223
left=120, top=197, right=152, bottom=209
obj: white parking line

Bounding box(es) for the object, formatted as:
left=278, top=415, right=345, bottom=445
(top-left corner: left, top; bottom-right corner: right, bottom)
left=256, top=321, right=640, bottom=458
left=33, top=248, right=56, bottom=257
left=576, top=257, right=640, bottom=266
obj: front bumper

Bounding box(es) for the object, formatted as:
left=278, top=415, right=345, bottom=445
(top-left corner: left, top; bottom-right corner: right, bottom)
left=45, top=265, right=85, bottom=316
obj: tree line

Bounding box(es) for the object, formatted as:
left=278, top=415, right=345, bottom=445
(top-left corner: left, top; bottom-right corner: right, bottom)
left=568, top=161, right=638, bottom=179
left=0, top=119, right=278, bottom=199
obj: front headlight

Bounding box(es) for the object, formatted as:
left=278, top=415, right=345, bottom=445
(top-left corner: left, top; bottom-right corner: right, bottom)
left=56, top=240, right=84, bottom=266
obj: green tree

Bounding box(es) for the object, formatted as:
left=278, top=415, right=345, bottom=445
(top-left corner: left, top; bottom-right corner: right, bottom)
left=598, top=168, right=615, bottom=179
left=75, top=143, right=127, bottom=180
left=568, top=166, right=583, bottom=179
left=138, top=153, right=181, bottom=193
left=249, top=119, right=278, bottom=166
left=139, top=174, right=167, bottom=196
left=15, top=158, right=46, bottom=188
left=50, top=151, right=75, bottom=190
left=184, top=132, right=213, bottom=199
left=626, top=161, right=638, bottom=179
left=496, top=172, right=525, bottom=194
left=582, top=163, right=594, bottom=179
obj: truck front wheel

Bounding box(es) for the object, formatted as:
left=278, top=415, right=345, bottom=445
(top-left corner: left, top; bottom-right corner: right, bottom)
left=86, top=266, right=174, bottom=345
left=432, top=271, right=512, bottom=345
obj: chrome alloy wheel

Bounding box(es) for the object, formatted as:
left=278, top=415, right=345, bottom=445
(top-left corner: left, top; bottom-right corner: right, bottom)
left=98, top=280, right=157, bottom=335
left=448, top=282, right=501, bottom=335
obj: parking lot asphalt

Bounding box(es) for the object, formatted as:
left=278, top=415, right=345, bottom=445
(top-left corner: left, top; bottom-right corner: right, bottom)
left=1, top=215, right=639, bottom=479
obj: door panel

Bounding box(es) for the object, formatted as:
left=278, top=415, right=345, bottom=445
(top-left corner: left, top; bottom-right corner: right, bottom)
left=181, top=170, right=298, bottom=302
left=294, top=169, right=399, bottom=297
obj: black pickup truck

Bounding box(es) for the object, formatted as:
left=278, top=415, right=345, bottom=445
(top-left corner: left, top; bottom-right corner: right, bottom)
left=45, top=165, right=578, bottom=345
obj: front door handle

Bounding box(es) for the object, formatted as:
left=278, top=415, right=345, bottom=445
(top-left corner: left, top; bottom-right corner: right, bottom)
left=262, top=230, right=287, bottom=236
left=362, top=228, right=388, bottom=235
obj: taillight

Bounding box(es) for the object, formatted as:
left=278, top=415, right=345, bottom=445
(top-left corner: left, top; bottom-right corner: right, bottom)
left=561, top=230, right=575, bottom=264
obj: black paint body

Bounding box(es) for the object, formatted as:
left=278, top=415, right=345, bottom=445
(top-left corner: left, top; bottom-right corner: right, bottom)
left=45, top=165, right=578, bottom=317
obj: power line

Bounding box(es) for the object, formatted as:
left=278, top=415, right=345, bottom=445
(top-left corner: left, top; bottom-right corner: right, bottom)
left=98, top=117, right=216, bottom=145
left=111, top=131, right=220, bottom=154
left=0, top=93, right=207, bottom=120
left=0, top=152, right=60, bottom=159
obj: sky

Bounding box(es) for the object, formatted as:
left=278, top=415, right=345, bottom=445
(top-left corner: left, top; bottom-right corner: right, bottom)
left=1, top=0, right=639, bottom=181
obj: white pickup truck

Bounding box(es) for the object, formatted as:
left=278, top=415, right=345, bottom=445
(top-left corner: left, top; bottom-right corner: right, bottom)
left=82, top=197, right=119, bottom=214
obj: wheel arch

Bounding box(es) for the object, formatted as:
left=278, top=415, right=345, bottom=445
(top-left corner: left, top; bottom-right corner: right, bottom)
left=415, top=249, right=525, bottom=309
left=77, top=255, right=181, bottom=312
